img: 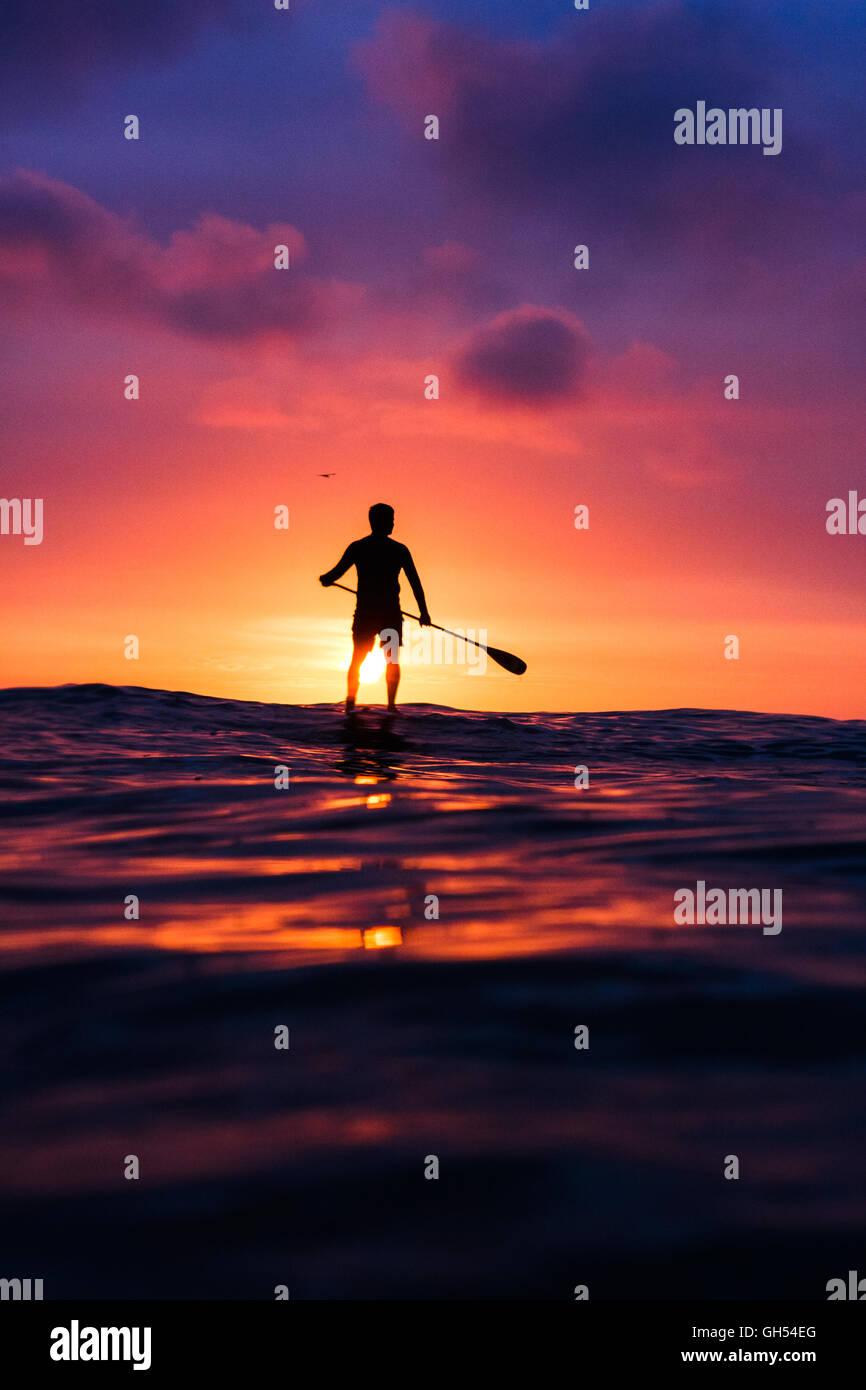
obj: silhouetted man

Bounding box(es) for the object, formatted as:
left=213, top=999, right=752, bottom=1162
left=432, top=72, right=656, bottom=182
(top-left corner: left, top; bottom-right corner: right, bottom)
left=320, top=503, right=431, bottom=713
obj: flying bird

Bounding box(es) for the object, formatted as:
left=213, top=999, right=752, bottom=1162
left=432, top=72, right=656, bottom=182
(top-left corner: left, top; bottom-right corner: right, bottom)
left=318, top=473, right=336, bottom=478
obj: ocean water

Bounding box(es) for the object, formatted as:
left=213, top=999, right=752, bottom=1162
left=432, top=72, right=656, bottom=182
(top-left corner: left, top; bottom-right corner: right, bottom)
left=1, top=684, right=864, bottom=1299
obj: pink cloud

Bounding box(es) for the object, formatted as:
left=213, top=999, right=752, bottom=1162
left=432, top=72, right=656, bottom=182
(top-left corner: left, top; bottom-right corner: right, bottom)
left=0, top=170, right=364, bottom=342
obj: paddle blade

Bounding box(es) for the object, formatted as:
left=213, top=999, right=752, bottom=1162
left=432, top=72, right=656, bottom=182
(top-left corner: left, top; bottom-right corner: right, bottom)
left=485, top=644, right=527, bottom=675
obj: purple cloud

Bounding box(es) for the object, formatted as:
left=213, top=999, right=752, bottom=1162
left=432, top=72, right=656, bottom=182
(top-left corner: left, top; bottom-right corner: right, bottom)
left=0, top=1, right=247, bottom=94
left=355, top=5, right=863, bottom=263
left=454, top=305, right=591, bottom=406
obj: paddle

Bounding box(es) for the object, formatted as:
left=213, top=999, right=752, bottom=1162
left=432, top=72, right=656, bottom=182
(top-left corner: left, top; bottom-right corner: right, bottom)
left=326, top=581, right=527, bottom=675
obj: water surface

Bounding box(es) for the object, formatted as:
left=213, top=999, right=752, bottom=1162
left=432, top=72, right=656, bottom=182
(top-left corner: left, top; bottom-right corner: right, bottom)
left=1, top=685, right=864, bottom=1298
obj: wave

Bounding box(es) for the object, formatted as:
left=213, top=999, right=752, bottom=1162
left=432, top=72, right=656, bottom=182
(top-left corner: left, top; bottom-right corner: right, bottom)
left=1, top=682, right=863, bottom=770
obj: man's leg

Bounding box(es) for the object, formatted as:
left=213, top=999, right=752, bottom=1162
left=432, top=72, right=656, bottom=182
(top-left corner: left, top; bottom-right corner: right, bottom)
left=381, top=625, right=401, bottom=712
left=385, top=660, right=400, bottom=711
left=346, top=636, right=373, bottom=713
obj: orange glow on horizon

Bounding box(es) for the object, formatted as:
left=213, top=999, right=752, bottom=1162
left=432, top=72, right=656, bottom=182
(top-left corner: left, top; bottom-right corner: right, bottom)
left=362, top=927, right=403, bottom=950
left=1, top=331, right=864, bottom=717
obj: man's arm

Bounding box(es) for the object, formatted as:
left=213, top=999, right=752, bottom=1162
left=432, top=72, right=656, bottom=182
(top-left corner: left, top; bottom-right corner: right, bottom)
left=402, top=549, right=430, bottom=624
left=319, top=544, right=356, bottom=586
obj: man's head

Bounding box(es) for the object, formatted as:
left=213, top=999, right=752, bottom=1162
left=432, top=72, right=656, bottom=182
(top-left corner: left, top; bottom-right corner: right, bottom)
left=369, top=503, right=394, bottom=536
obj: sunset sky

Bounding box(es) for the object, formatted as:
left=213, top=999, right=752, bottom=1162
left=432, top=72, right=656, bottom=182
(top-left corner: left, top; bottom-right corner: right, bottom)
left=1, top=0, right=864, bottom=714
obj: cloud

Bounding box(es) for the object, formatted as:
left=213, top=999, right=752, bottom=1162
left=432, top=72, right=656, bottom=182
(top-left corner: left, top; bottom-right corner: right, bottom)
left=454, top=306, right=591, bottom=406
left=0, top=1, right=247, bottom=107
left=0, top=170, right=364, bottom=342
left=355, top=4, right=864, bottom=259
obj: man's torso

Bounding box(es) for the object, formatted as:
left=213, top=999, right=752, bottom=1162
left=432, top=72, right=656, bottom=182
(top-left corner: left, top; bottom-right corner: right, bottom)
left=350, top=535, right=407, bottom=615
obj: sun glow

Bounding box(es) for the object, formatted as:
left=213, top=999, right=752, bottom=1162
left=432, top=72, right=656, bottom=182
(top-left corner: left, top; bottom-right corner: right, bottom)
left=363, top=927, right=402, bottom=949
left=358, top=645, right=386, bottom=684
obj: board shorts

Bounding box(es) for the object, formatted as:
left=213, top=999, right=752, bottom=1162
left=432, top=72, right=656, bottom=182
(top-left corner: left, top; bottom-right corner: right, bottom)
left=352, top=609, right=403, bottom=650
